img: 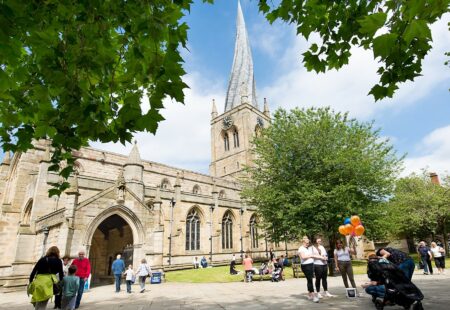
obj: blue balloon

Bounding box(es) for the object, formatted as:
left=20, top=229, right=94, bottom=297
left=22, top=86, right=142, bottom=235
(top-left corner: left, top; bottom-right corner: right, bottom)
left=344, top=217, right=351, bottom=225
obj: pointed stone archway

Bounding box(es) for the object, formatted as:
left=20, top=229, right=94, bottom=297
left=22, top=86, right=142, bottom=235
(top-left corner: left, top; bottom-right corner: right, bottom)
left=83, top=206, right=144, bottom=286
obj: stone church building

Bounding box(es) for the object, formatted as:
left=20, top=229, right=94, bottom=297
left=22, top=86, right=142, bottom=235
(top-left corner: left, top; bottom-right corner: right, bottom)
left=0, top=2, right=298, bottom=289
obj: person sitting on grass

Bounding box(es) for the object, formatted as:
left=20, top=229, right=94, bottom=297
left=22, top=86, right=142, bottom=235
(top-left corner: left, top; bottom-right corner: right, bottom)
left=230, top=260, right=239, bottom=275
left=200, top=256, right=208, bottom=268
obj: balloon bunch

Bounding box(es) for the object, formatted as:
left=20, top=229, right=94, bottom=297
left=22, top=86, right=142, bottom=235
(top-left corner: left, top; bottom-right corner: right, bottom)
left=338, top=215, right=365, bottom=236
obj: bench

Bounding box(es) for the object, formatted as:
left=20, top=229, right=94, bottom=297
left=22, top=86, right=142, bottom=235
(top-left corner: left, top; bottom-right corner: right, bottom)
left=292, top=263, right=302, bottom=278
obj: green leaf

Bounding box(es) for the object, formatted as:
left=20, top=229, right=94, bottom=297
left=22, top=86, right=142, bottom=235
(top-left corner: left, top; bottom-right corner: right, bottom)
left=372, top=33, right=398, bottom=59
left=403, top=20, right=432, bottom=45
left=358, top=12, right=387, bottom=36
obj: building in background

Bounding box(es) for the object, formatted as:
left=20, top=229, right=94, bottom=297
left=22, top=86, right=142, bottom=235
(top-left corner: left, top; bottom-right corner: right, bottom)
left=0, top=2, right=296, bottom=290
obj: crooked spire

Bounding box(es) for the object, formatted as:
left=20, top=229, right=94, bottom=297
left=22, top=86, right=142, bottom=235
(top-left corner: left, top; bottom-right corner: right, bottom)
left=224, top=0, right=258, bottom=112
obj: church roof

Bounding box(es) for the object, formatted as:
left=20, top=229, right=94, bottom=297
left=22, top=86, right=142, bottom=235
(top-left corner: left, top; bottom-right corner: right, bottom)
left=224, top=0, right=258, bottom=112
left=126, top=141, right=142, bottom=166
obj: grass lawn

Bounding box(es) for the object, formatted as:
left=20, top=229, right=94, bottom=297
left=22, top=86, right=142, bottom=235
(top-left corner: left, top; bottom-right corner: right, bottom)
left=165, top=255, right=450, bottom=283
left=165, top=261, right=370, bottom=283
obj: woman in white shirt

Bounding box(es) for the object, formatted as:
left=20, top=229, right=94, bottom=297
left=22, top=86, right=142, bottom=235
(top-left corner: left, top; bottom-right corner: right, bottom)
left=298, top=236, right=324, bottom=303
left=430, top=242, right=446, bottom=274
left=135, top=258, right=152, bottom=293
left=334, top=239, right=357, bottom=290
left=313, top=238, right=334, bottom=298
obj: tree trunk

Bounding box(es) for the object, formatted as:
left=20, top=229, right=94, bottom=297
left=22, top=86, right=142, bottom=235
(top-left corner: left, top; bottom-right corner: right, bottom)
left=328, top=233, right=337, bottom=276
left=443, top=218, right=449, bottom=258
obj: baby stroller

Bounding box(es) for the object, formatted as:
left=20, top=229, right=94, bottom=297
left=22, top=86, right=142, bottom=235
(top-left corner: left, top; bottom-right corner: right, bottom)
left=271, top=263, right=282, bottom=282
left=370, top=260, right=424, bottom=310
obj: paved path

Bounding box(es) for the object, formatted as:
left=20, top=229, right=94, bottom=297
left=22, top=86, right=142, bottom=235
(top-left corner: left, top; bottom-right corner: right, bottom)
left=2, top=272, right=449, bottom=309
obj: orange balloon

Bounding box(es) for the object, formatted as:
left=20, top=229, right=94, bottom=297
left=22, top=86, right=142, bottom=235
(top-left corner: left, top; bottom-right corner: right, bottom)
left=355, top=225, right=365, bottom=236
left=344, top=224, right=353, bottom=235
left=338, top=225, right=347, bottom=235
left=351, top=215, right=361, bottom=226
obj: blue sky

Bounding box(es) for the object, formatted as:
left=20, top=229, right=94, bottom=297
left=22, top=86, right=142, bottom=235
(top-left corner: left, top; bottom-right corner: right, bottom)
left=3, top=0, right=450, bottom=177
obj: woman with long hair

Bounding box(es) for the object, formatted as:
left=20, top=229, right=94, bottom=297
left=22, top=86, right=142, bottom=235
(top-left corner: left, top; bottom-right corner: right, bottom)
left=136, top=258, right=152, bottom=293
left=28, top=246, right=64, bottom=310
left=312, top=238, right=334, bottom=298
left=298, top=236, right=323, bottom=303
left=334, top=239, right=357, bottom=291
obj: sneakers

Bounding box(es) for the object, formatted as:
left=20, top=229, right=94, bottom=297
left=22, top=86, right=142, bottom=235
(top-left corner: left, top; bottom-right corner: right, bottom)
left=324, top=291, right=334, bottom=297
left=317, top=293, right=323, bottom=299
left=140, top=288, right=145, bottom=293
left=312, top=295, right=320, bottom=303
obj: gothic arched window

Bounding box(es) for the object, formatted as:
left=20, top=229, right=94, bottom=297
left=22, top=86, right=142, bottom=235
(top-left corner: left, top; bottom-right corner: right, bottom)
left=192, top=185, right=201, bottom=195
left=250, top=215, right=259, bottom=248
left=22, top=199, right=33, bottom=225
left=224, top=133, right=230, bottom=151
left=233, top=129, right=239, bottom=148
left=222, top=212, right=233, bottom=249
left=186, top=209, right=201, bottom=251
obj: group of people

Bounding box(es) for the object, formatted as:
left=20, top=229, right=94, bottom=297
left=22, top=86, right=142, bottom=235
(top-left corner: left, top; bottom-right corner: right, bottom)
left=192, top=256, right=208, bottom=269
left=111, top=255, right=152, bottom=293
left=417, top=240, right=446, bottom=275
left=28, top=247, right=154, bottom=310
left=28, top=247, right=90, bottom=310
left=297, top=236, right=447, bottom=305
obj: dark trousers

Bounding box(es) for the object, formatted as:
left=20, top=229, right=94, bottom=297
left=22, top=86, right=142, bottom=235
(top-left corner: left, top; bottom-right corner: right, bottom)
left=126, top=280, right=132, bottom=293
left=314, top=264, right=328, bottom=292
left=114, top=274, right=122, bottom=292
left=301, top=263, right=314, bottom=293
left=54, top=292, right=62, bottom=308
left=338, top=261, right=356, bottom=288
left=366, top=285, right=385, bottom=299
left=421, top=256, right=433, bottom=274
left=399, top=258, right=415, bottom=280
left=75, top=278, right=85, bottom=309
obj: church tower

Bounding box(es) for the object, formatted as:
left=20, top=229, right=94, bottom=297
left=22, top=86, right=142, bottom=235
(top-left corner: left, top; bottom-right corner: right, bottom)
left=209, top=1, right=270, bottom=179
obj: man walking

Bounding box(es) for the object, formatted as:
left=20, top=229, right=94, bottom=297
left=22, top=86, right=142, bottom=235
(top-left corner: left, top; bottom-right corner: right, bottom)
left=71, top=249, right=91, bottom=309
left=417, top=241, right=433, bottom=275
left=111, top=254, right=125, bottom=292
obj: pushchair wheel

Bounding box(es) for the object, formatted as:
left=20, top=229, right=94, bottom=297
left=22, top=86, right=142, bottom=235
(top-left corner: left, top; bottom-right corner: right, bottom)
left=412, top=301, right=423, bottom=310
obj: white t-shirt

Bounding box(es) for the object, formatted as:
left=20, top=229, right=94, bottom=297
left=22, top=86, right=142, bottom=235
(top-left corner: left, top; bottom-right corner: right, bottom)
left=334, top=247, right=351, bottom=262
left=313, top=245, right=328, bottom=265
left=125, top=269, right=134, bottom=281
left=298, top=246, right=314, bottom=265
left=431, top=246, right=444, bottom=258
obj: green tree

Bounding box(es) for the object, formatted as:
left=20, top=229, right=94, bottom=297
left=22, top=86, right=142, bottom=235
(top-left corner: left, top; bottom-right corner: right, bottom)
left=1, top=1, right=447, bottom=195
left=388, top=172, right=450, bottom=255
left=258, top=0, right=450, bottom=100
left=0, top=0, right=198, bottom=195
left=241, top=107, right=402, bottom=249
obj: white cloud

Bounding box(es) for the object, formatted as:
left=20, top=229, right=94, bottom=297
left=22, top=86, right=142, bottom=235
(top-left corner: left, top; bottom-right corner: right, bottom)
left=260, top=16, right=450, bottom=120
left=90, top=72, right=225, bottom=174
left=402, top=125, right=450, bottom=176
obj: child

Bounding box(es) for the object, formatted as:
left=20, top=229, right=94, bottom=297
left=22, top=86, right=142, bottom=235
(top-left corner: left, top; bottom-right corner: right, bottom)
left=62, top=265, right=80, bottom=310
left=124, top=265, right=134, bottom=293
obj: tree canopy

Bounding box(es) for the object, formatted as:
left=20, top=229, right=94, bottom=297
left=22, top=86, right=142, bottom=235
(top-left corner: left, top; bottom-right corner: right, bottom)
left=258, top=0, right=449, bottom=100
left=1, top=0, right=192, bottom=194
left=388, top=171, right=450, bottom=254
left=1, top=0, right=447, bottom=195
left=241, top=107, right=403, bottom=246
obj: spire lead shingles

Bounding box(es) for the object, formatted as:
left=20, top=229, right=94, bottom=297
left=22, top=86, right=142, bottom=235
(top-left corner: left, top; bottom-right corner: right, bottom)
left=224, top=1, right=258, bottom=112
